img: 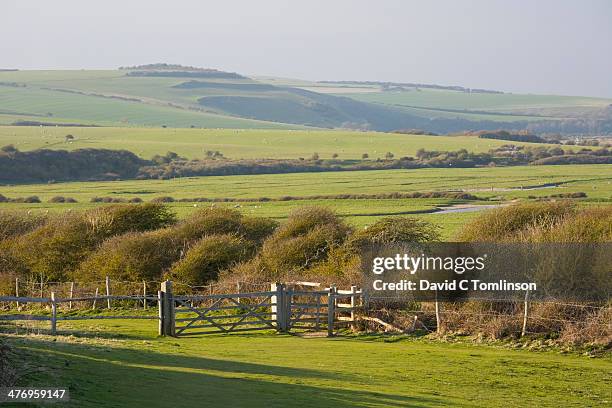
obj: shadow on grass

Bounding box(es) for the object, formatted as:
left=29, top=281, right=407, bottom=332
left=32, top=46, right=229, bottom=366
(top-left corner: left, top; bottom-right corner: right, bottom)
left=10, top=336, right=442, bottom=408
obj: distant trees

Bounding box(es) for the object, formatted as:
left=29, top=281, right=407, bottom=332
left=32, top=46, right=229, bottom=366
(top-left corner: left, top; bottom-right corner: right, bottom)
left=476, top=130, right=548, bottom=144
left=0, top=146, right=147, bottom=183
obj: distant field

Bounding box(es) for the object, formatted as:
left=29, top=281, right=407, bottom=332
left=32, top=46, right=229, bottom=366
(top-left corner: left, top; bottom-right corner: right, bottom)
left=1, top=164, right=609, bottom=200
left=1, top=165, right=609, bottom=202
left=1, top=165, right=609, bottom=238
left=0, top=126, right=560, bottom=160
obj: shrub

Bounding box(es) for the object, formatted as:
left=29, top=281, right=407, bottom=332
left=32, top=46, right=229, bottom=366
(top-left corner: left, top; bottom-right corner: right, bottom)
left=82, top=203, right=176, bottom=236
left=151, top=196, right=175, bottom=203
left=0, top=210, right=47, bottom=240
left=48, top=196, right=78, bottom=203
left=255, top=207, right=352, bottom=277
left=272, top=206, right=350, bottom=241
left=12, top=214, right=97, bottom=280
left=169, top=234, right=250, bottom=285
left=521, top=206, right=612, bottom=243
left=173, top=207, right=244, bottom=243
left=7, top=204, right=176, bottom=281
left=239, top=216, right=278, bottom=244
left=456, top=201, right=575, bottom=242
left=79, top=229, right=180, bottom=281
left=351, top=217, right=440, bottom=246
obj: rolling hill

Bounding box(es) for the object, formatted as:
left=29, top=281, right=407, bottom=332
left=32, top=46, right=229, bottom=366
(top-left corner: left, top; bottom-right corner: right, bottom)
left=1, top=65, right=611, bottom=133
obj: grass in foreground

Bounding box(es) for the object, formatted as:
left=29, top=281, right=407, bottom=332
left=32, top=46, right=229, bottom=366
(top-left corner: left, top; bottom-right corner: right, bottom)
left=3, top=319, right=611, bottom=408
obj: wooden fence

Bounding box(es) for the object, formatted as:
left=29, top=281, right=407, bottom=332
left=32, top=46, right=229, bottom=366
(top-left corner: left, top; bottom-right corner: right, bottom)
left=0, top=281, right=362, bottom=337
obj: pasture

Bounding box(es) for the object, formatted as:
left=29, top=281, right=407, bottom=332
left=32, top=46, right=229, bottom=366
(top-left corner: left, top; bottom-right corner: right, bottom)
left=1, top=164, right=609, bottom=238
left=4, top=319, right=611, bottom=407
left=0, top=126, right=559, bottom=160
left=1, top=164, right=609, bottom=201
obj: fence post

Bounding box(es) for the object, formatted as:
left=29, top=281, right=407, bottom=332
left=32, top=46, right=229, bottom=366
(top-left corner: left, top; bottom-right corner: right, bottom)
left=50, top=292, right=57, bottom=335
left=236, top=282, right=241, bottom=305
left=350, top=285, right=357, bottom=331
left=521, top=290, right=530, bottom=337
left=271, top=282, right=286, bottom=332
left=435, top=289, right=442, bottom=334
left=15, top=277, right=19, bottom=309
left=143, top=281, right=147, bottom=310
left=92, top=288, right=99, bottom=310
left=285, top=286, right=292, bottom=332
left=69, top=282, right=74, bottom=310
left=160, top=281, right=175, bottom=337
left=105, top=276, right=111, bottom=309
left=158, top=290, right=164, bottom=335
left=315, top=294, right=321, bottom=331
left=327, top=285, right=336, bottom=337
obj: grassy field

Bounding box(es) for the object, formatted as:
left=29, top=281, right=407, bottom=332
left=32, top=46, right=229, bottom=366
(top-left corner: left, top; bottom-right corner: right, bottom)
left=4, top=319, right=611, bottom=407
left=1, top=164, right=609, bottom=239
left=0, top=126, right=560, bottom=160
left=2, top=165, right=609, bottom=201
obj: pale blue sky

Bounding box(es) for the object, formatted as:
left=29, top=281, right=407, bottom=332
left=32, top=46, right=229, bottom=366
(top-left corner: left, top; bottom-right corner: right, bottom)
left=2, top=0, right=611, bottom=97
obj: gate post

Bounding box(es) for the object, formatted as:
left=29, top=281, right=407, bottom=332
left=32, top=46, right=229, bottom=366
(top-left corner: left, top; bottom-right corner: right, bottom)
left=158, top=290, right=164, bottom=336
left=160, top=280, right=175, bottom=337
left=327, top=285, right=337, bottom=337
left=271, top=282, right=288, bottom=332
left=350, top=285, right=357, bottom=331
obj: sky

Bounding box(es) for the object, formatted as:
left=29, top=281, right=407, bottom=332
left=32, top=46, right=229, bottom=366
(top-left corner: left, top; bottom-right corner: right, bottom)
left=2, top=0, right=611, bottom=97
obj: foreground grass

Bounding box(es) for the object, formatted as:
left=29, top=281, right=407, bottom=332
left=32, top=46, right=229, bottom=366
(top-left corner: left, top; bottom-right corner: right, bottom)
left=3, top=319, right=610, bottom=407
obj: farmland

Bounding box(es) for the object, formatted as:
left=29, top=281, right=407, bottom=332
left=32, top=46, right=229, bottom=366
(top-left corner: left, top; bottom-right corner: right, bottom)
left=1, top=164, right=609, bottom=201
left=4, top=319, right=611, bottom=408
left=0, top=126, right=562, bottom=160
left=1, top=164, right=610, bottom=238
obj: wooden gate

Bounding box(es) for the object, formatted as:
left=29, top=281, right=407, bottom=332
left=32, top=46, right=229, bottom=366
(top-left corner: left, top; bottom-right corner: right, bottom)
left=158, top=281, right=361, bottom=337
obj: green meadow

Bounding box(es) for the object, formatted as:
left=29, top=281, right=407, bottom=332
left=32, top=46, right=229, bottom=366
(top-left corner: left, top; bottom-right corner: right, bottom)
left=2, top=164, right=610, bottom=238
left=4, top=319, right=611, bottom=408
left=0, top=126, right=558, bottom=160
left=2, top=165, right=609, bottom=201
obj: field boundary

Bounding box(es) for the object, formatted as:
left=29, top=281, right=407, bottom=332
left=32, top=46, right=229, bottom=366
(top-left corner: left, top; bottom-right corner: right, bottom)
left=0, top=281, right=362, bottom=337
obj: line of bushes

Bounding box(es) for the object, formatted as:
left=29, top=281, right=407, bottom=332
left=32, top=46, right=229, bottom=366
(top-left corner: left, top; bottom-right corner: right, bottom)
left=1, top=144, right=611, bottom=184
left=145, top=191, right=481, bottom=203
left=0, top=194, right=41, bottom=203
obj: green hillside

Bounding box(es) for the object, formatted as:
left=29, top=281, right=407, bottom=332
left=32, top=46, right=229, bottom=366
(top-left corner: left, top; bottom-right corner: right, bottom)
left=3, top=68, right=610, bottom=132
left=342, top=87, right=612, bottom=120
